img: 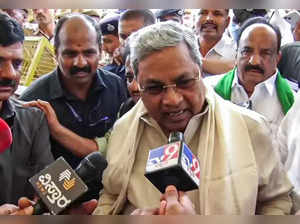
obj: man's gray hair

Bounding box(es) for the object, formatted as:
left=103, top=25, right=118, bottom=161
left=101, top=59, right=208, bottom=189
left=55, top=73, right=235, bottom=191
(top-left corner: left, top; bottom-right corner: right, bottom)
left=129, top=21, right=202, bottom=76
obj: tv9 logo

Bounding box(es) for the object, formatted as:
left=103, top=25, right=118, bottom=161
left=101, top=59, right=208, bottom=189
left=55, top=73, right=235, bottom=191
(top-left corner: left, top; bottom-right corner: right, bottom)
left=182, top=144, right=200, bottom=180
left=148, top=142, right=180, bottom=165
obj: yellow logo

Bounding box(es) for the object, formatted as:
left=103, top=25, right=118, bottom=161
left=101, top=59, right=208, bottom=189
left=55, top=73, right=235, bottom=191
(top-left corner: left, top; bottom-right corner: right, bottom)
left=63, top=178, right=75, bottom=191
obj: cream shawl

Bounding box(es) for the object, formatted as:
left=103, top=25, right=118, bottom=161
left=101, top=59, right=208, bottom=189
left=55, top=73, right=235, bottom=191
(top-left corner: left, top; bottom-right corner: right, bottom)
left=94, top=86, right=292, bottom=215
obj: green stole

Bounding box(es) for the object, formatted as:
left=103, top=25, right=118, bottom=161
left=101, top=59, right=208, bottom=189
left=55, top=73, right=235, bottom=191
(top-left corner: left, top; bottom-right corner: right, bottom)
left=214, top=67, right=294, bottom=114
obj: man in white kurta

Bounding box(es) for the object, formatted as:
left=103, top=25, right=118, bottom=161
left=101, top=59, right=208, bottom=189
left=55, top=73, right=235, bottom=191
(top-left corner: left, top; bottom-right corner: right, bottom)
left=278, top=91, right=300, bottom=192
left=205, top=17, right=295, bottom=140
left=196, top=9, right=236, bottom=76
left=93, top=21, right=292, bottom=215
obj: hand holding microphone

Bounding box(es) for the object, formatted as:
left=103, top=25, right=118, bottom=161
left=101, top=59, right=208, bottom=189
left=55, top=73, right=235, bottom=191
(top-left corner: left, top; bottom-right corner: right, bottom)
left=29, top=152, right=107, bottom=215
left=8, top=197, right=97, bottom=215
left=145, top=132, right=200, bottom=193
left=131, top=185, right=196, bottom=215
left=132, top=132, right=199, bottom=215
left=159, top=185, right=196, bottom=215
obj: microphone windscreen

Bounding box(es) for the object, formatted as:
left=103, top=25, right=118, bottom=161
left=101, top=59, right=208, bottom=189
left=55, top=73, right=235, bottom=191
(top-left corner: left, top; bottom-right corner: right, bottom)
left=0, top=118, right=12, bottom=153
left=75, top=151, right=108, bottom=184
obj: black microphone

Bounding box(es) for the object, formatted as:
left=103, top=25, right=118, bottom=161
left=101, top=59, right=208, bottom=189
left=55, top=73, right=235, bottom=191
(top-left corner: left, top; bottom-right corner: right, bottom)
left=74, top=151, right=107, bottom=203
left=145, top=132, right=200, bottom=193
left=29, top=152, right=107, bottom=215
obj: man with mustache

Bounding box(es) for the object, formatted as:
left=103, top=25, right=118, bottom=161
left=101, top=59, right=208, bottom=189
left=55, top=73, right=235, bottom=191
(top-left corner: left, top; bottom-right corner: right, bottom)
left=207, top=17, right=295, bottom=138
left=93, top=21, right=292, bottom=215
left=32, top=9, right=56, bottom=43
left=0, top=13, right=54, bottom=213
left=196, top=9, right=236, bottom=76
left=20, top=13, right=126, bottom=179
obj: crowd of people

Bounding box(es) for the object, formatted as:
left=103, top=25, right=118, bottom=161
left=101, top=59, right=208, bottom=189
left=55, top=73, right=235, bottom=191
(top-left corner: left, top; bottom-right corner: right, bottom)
left=0, top=8, right=300, bottom=215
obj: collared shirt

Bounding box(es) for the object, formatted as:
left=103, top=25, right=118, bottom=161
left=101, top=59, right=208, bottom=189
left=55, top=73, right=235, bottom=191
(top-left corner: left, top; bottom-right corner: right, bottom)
left=102, top=63, right=128, bottom=96
left=199, top=35, right=237, bottom=77
left=125, top=104, right=208, bottom=213
left=95, top=93, right=292, bottom=215
left=20, top=68, right=127, bottom=169
left=33, top=28, right=54, bottom=45
left=204, top=69, right=287, bottom=137
left=231, top=69, right=284, bottom=137
left=0, top=98, right=53, bottom=204
left=103, top=62, right=126, bottom=81
left=200, top=35, right=237, bottom=60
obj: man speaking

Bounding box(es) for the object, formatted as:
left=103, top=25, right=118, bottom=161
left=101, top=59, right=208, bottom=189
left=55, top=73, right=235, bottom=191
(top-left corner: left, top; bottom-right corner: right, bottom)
left=93, top=21, right=292, bottom=215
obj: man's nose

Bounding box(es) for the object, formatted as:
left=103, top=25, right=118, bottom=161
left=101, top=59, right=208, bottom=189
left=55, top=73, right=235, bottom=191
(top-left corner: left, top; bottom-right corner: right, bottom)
left=74, top=54, right=88, bottom=67
left=249, top=53, right=261, bottom=65
left=162, top=86, right=183, bottom=107
left=204, top=12, right=214, bottom=22
left=0, top=62, right=18, bottom=80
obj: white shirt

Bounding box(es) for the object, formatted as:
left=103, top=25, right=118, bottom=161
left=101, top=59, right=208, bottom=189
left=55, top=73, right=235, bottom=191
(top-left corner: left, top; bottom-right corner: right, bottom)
left=231, top=70, right=284, bottom=136
left=205, top=70, right=288, bottom=137
left=200, top=35, right=237, bottom=60
left=278, top=91, right=300, bottom=193
left=200, top=35, right=236, bottom=77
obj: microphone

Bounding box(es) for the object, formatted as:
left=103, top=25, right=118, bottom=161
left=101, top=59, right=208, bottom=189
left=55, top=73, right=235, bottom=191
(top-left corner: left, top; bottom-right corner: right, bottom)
left=29, top=152, right=108, bottom=215
left=145, top=132, right=200, bottom=193
left=0, top=118, right=12, bottom=153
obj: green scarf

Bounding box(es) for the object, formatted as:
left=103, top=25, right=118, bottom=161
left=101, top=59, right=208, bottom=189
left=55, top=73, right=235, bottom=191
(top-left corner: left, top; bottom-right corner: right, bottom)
left=214, top=67, right=294, bottom=114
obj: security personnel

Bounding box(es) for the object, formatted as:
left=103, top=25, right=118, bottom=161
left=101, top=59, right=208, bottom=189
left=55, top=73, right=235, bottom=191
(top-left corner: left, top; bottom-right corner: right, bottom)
left=99, top=14, right=125, bottom=82
left=155, top=9, right=184, bottom=23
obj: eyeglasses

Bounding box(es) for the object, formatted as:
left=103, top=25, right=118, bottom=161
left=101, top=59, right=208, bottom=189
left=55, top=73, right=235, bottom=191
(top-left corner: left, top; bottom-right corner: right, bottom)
left=138, top=69, right=201, bottom=95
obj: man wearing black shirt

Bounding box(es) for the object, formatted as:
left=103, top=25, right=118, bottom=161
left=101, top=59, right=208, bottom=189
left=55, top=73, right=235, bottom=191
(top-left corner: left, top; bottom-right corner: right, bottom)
left=20, top=13, right=126, bottom=168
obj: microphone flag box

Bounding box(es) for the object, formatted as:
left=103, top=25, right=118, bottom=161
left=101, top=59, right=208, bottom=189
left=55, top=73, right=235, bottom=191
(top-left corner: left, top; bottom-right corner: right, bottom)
left=29, top=157, right=88, bottom=215
left=145, top=141, right=200, bottom=193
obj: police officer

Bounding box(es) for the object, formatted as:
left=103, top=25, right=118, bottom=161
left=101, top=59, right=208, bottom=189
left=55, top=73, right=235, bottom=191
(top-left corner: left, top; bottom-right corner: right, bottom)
left=99, top=14, right=126, bottom=82
left=155, top=9, right=184, bottom=24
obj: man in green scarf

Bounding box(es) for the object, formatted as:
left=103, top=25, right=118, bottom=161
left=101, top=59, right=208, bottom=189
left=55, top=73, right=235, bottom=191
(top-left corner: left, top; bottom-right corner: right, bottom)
left=210, top=17, right=294, bottom=138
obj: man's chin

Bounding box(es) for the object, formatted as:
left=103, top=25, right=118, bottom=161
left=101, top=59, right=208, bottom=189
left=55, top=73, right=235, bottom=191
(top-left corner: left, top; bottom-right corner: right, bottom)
left=245, top=71, right=265, bottom=80
left=162, top=122, right=188, bottom=136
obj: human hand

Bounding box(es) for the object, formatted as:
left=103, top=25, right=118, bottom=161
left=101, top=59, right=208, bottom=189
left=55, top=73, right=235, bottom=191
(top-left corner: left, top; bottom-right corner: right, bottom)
left=131, top=207, right=160, bottom=215
left=63, top=199, right=98, bottom=215
left=159, top=185, right=196, bottom=215
left=0, top=203, right=19, bottom=215
left=9, top=197, right=34, bottom=215
left=23, top=99, right=60, bottom=132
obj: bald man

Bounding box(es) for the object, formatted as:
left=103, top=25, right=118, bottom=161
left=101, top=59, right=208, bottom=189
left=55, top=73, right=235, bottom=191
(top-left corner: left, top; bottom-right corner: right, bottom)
left=206, top=16, right=294, bottom=139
